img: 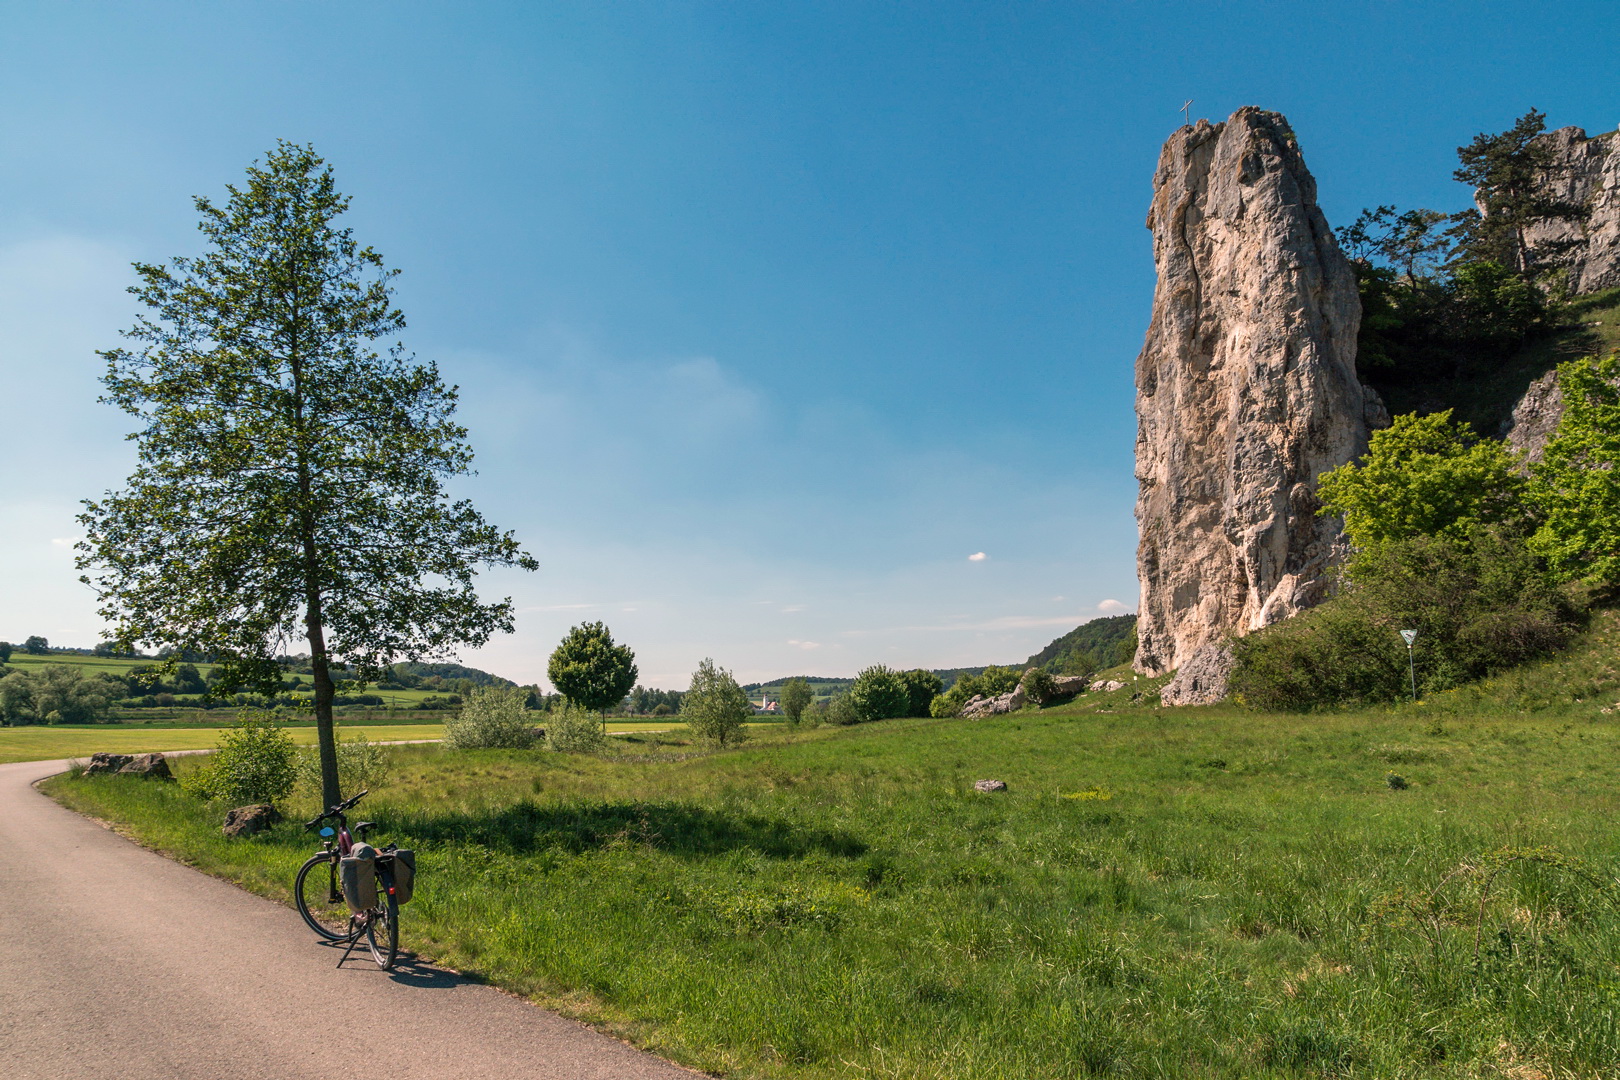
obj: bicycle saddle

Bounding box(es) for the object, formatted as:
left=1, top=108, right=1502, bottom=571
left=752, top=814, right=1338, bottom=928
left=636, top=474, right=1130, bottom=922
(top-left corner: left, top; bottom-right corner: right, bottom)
left=354, top=821, right=379, bottom=835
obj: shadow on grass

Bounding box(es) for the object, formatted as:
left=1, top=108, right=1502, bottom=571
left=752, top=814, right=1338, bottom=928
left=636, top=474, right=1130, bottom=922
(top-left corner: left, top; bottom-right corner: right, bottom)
left=392, top=800, right=867, bottom=861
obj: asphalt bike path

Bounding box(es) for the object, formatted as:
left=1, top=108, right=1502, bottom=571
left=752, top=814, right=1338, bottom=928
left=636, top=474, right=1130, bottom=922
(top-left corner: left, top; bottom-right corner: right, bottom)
left=0, top=757, right=704, bottom=1079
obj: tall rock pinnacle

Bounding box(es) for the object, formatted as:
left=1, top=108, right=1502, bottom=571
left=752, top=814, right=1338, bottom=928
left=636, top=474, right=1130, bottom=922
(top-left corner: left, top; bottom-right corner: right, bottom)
left=1133, top=107, right=1371, bottom=688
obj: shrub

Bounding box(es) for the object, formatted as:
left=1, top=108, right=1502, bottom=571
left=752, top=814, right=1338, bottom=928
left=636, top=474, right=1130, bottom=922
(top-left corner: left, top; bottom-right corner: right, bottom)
left=546, top=700, right=607, bottom=753
left=1021, top=667, right=1058, bottom=704
left=848, top=665, right=910, bottom=724
left=824, top=693, right=859, bottom=726
left=444, top=687, right=535, bottom=750
left=181, top=711, right=298, bottom=806
left=1231, top=527, right=1580, bottom=709
left=680, top=658, right=750, bottom=746
left=929, top=665, right=1021, bottom=718
left=296, top=730, right=394, bottom=797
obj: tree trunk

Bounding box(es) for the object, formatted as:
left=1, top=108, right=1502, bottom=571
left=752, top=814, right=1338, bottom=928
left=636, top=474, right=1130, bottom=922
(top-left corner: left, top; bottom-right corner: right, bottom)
left=305, top=597, right=342, bottom=810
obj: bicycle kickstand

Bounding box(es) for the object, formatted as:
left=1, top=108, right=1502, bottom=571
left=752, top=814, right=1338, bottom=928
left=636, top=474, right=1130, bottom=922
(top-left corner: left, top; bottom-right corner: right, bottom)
left=336, top=925, right=364, bottom=968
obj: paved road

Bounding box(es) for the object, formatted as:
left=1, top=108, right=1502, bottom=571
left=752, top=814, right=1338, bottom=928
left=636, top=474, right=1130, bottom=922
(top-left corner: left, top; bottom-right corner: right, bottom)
left=0, top=758, right=704, bottom=1080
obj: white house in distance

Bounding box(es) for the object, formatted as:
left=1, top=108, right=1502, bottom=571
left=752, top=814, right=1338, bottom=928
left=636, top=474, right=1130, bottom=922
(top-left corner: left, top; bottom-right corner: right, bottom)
left=753, top=692, right=780, bottom=715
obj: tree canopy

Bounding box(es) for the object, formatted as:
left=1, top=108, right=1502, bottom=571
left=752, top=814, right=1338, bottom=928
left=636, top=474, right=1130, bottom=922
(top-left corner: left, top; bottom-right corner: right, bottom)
left=77, top=142, right=534, bottom=806
left=1316, top=411, right=1526, bottom=549
left=680, top=658, right=750, bottom=746
left=546, top=621, right=638, bottom=713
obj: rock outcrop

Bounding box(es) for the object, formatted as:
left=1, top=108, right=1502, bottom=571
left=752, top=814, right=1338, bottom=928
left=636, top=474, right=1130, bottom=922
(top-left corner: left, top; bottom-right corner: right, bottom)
left=1502, top=368, right=1564, bottom=462
left=1134, top=107, right=1371, bottom=679
left=1159, top=643, right=1235, bottom=707
left=1520, top=125, right=1620, bottom=295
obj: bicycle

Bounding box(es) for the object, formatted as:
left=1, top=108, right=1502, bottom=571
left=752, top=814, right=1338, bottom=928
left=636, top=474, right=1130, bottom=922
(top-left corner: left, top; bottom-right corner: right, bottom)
left=294, top=789, right=404, bottom=969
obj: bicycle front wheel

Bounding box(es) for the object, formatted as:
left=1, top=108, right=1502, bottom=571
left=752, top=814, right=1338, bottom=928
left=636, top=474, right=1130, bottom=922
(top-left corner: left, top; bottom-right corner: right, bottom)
left=366, top=891, right=399, bottom=969
left=294, top=854, right=351, bottom=941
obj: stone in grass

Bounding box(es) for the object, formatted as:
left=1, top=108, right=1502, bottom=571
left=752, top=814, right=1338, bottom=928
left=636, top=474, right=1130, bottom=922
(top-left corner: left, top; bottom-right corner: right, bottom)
left=974, top=779, right=1008, bottom=793
left=222, top=804, right=283, bottom=838
left=84, top=752, right=174, bottom=780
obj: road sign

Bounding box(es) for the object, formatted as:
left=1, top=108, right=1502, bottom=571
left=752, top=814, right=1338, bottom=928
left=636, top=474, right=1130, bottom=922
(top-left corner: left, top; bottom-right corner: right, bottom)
left=1400, top=629, right=1418, bottom=646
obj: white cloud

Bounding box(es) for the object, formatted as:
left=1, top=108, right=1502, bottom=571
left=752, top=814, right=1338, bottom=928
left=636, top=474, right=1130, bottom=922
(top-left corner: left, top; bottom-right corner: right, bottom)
left=50, top=537, right=78, bottom=548
left=967, top=551, right=987, bottom=562
left=787, top=639, right=821, bottom=650
left=780, top=604, right=805, bottom=613
left=1097, top=598, right=1130, bottom=615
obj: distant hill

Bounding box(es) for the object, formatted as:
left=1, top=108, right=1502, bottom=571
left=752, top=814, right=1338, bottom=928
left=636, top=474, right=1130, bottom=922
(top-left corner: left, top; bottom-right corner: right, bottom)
left=744, top=617, right=1138, bottom=699
left=388, top=661, right=516, bottom=688
left=1024, top=614, right=1137, bottom=675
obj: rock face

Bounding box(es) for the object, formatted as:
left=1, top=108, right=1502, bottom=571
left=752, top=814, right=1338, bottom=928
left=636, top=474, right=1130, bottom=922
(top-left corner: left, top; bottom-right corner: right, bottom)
left=1520, top=126, right=1620, bottom=295
left=1502, top=369, right=1564, bottom=462
left=1134, top=107, right=1370, bottom=678
left=1159, top=643, right=1236, bottom=707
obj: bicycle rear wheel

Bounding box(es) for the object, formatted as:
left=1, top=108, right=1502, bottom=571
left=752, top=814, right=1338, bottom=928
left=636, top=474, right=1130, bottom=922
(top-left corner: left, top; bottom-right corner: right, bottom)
left=366, top=891, right=398, bottom=969
left=295, top=854, right=351, bottom=941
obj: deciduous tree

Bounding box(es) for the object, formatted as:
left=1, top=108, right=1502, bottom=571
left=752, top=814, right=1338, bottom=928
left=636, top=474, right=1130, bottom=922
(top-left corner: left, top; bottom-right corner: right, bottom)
left=77, top=143, right=535, bottom=808
left=546, top=621, right=638, bottom=714
left=680, top=658, right=750, bottom=746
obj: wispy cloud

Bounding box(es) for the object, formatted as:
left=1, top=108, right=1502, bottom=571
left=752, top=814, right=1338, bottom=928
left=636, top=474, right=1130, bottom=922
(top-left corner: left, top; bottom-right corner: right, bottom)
left=1097, top=599, right=1131, bottom=615
left=967, top=552, right=987, bottom=562
left=787, top=639, right=820, bottom=650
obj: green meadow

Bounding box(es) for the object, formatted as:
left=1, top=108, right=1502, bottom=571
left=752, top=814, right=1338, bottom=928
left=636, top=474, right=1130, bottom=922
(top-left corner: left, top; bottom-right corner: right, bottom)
left=45, top=614, right=1620, bottom=1079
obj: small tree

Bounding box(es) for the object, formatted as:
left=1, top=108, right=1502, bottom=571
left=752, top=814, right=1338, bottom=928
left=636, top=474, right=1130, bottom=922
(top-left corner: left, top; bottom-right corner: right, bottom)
left=848, top=665, right=910, bottom=724
left=77, top=142, right=534, bottom=810
left=443, top=686, right=535, bottom=750
left=23, top=636, right=49, bottom=655
left=547, top=622, right=638, bottom=718
left=779, top=677, right=814, bottom=723
left=1452, top=109, right=1587, bottom=280
left=897, top=669, right=943, bottom=717
left=681, top=658, right=750, bottom=746
left=0, top=642, right=11, bottom=663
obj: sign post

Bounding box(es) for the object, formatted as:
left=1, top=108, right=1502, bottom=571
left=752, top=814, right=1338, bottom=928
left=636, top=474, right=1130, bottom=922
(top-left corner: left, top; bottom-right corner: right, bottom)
left=1399, top=629, right=1418, bottom=702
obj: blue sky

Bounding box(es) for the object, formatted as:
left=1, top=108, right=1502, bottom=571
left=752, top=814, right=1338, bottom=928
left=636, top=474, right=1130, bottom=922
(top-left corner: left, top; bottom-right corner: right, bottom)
left=3, top=2, right=1618, bottom=688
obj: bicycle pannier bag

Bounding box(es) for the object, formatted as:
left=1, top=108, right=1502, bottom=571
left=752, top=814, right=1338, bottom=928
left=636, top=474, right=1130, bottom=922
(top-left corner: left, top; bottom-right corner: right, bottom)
left=388, top=848, right=416, bottom=905
left=340, top=843, right=378, bottom=912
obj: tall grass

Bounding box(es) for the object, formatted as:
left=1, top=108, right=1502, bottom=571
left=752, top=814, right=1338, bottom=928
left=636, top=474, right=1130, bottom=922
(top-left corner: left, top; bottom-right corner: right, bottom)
left=47, top=682, right=1620, bottom=1078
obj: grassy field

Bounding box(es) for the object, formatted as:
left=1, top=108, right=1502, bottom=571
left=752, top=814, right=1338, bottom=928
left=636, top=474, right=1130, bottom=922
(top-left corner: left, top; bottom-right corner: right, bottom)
left=0, top=719, right=700, bottom=764
left=44, top=612, right=1620, bottom=1080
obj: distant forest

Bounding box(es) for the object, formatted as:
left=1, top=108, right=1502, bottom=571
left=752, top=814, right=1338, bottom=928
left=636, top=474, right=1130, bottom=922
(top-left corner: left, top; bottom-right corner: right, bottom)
left=747, top=613, right=1139, bottom=695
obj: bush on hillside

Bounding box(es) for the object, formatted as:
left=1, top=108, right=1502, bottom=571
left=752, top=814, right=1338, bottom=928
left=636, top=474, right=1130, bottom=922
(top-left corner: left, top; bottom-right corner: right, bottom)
left=181, top=712, right=298, bottom=806
left=929, top=665, right=1021, bottom=718
left=1231, top=527, right=1581, bottom=709
left=444, top=687, right=535, bottom=750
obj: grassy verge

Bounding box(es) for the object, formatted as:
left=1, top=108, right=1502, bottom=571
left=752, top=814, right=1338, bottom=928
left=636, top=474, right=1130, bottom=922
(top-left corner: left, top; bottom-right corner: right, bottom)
left=47, top=705, right=1620, bottom=1078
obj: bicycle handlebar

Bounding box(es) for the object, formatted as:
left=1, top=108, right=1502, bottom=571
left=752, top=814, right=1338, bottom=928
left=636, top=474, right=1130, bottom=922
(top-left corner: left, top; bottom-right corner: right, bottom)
left=302, top=789, right=369, bottom=831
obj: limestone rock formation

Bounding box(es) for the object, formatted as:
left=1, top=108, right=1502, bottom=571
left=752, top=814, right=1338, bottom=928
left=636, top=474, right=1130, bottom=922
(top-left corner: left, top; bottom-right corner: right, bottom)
left=1134, top=107, right=1370, bottom=678
left=1502, top=368, right=1564, bottom=462
left=1159, top=643, right=1235, bottom=707
left=1521, top=125, right=1620, bottom=295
